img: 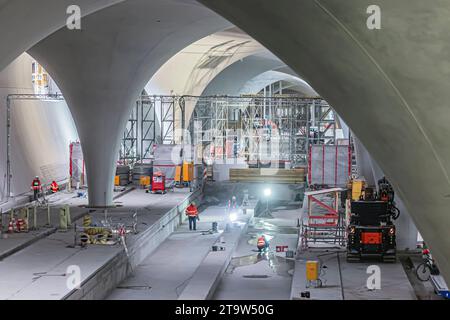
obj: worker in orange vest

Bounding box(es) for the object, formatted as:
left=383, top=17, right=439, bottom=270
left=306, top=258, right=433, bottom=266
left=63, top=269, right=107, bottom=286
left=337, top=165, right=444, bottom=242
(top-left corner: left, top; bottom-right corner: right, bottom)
left=257, top=235, right=269, bottom=252
left=50, top=180, right=59, bottom=193
left=31, top=176, right=41, bottom=200
left=185, top=202, right=199, bottom=231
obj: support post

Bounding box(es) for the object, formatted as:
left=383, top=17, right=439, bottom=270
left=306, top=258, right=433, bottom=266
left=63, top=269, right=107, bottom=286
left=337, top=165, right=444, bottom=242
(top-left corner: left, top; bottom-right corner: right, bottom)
left=47, top=204, right=51, bottom=227
left=33, top=205, right=37, bottom=230
left=59, top=206, right=68, bottom=231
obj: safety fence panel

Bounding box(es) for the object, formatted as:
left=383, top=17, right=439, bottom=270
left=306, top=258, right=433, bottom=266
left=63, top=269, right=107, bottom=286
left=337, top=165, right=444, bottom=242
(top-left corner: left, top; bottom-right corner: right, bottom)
left=308, top=145, right=351, bottom=187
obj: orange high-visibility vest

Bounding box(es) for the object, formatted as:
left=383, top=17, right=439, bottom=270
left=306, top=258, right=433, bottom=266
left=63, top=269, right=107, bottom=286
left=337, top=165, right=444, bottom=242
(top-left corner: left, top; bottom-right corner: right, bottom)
left=50, top=182, right=59, bottom=193
left=186, top=205, right=198, bottom=217
left=257, top=237, right=266, bottom=248
left=31, top=179, right=41, bottom=190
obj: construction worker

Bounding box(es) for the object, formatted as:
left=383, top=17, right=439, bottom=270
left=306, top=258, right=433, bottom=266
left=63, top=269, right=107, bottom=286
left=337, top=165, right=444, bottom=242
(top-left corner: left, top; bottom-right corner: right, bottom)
left=185, top=202, right=199, bottom=231
left=31, top=176, right=41, bottom=201
left=50, top=180, right=59, bottom=193
left=228, top=196, right=238, bottom=210
left=257, top=235, right=269, bottom=252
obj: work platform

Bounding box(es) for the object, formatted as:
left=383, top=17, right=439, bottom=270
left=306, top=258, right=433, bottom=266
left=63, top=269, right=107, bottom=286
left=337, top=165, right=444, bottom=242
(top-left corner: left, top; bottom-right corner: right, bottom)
left=108, top=199, right=258, bottom=300
left=0, top=188, right=197, bottom=300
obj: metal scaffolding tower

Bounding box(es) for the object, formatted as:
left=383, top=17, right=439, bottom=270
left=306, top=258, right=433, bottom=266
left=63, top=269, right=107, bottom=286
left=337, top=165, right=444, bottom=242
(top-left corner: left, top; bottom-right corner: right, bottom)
left=187, top=95, right=338, bottom=167
left=120, top=104, right=138, bottom=163
left=160, top=96, right=176, bottom=145
left=140, top=95, right=157, bottom=162
left=120, top=95, right=338, bottom=167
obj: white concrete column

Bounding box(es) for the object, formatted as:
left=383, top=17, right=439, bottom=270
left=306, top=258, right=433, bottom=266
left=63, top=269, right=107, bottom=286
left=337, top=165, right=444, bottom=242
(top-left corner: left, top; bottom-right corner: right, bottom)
left=28, top=0, right=228, bottom=207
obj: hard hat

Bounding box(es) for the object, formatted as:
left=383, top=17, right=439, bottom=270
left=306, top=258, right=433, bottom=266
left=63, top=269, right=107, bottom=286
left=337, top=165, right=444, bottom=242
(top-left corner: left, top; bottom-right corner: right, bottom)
left=191, top=202, right=196, bottom=206
left=232, top=196, right=236, bottom=200
left=35, top=176, right=39, bottom=179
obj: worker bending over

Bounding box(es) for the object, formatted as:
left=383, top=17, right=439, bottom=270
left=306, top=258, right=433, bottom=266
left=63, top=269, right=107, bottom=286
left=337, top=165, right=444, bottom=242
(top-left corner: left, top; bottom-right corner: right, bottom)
left=31, top=176, right=41, bottom=201
left=186, top=202, right=199, bottom=231
left=228, top=196, right=238, bottom=210
left=257, top=235, right=269, bottom=253
left=50, top=180, right=60, bottom=193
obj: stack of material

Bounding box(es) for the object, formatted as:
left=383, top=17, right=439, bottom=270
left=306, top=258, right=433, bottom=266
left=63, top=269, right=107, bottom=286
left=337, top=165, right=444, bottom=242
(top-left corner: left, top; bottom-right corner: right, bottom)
left=229, top=168, right=305, bottom=184
left=131, top=163, right=153, bottom=186
left=153, top=144, right=182, bottom=183
left=116, top=165, right=130, bottom=186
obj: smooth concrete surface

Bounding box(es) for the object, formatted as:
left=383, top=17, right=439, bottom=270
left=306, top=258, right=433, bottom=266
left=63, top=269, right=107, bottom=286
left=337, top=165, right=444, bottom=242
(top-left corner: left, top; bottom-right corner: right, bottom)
left=107, top=205, right=232, bottom=300
left=291, top=251, right=343, bottom=300
left=178, top=206, right=255, bottom=300
left=0, top=0, right=123, bottom=72
left=237, top=70, right=317, bottom=96
left=29, top=0, right=229, bottom=207
left=201, top=56, right=288, bottom=96
left=213, top=207, right=299, bottom=300
left=200, top=0, right=450, bottom=284
left=292, top=251, right=416, bottom=300
left=0, top=187, right=197, bottom=299
left=0, top=53, right=78, bottom=200
left=66, top=188, right=200, bottom=300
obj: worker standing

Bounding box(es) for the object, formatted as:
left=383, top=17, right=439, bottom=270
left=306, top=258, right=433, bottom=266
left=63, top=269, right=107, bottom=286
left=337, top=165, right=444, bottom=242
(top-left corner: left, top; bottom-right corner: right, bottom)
left=185, top=202, right=199, bottom=231
left=257, top=235, right=269, bottom=253
left=50, top=180, right=59, bottom=193
left=31, top=176, right=41, bottom=201
left=228, top=196, right=238, bottom=210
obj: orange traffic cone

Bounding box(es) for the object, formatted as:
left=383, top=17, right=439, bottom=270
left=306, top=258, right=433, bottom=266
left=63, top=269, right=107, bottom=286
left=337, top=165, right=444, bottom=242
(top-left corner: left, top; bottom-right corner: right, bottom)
left=8, top=220, right=14, bottom=233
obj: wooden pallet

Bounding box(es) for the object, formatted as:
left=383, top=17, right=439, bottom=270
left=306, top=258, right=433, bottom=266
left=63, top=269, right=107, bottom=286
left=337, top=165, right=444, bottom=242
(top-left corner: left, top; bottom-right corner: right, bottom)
left=229, top=168, right=305, bottom=183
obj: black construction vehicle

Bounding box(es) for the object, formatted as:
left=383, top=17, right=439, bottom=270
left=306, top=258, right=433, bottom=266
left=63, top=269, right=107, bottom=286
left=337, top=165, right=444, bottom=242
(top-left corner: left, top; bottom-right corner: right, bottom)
left=347, top=177, right=400, bottom=262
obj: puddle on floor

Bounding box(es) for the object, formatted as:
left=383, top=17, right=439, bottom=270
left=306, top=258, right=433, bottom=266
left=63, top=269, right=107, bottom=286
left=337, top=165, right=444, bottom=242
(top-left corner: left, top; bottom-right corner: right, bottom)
left=227, top=253, right=294, bottom=278
left=251, top=219, right=298, bottom=235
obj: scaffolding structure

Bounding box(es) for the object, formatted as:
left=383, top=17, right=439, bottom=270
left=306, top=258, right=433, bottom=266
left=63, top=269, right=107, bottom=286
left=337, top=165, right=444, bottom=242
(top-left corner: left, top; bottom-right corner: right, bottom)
left=187, top=95, right=338, bottom=167
left=119, top=95, right=179, bottom=165
left=119, top=95, right=338, bottom=167
left=120, top=104, right=138, bottom=163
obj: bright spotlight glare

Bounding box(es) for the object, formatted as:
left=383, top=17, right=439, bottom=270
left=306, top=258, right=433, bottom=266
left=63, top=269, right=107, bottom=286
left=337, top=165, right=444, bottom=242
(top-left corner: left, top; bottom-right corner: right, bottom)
left=263, top=188, right=272, bottom=197
left=229, top=212, right=237, bottom=222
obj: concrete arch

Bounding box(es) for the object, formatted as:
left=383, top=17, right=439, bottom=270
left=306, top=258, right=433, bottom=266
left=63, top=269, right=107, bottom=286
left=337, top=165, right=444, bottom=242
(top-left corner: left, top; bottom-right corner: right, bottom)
left=0, top=0, right=123, bottom=72
left=28, top=0, right=229, bottom=207
left=237, top=70, right=317, bottom=96
left=145, top=29, right=268, bottom=97
left=201, top=55, right=288, bottom=96
left=199, top=0, right=450, bottom=282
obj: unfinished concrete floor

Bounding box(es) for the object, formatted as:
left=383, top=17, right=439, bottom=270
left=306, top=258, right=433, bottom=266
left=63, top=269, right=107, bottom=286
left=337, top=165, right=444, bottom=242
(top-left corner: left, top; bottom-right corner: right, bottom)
left=0, top=187, right=194, bottom=299
left=213, top=204, right=300, bottom=300
left=107, top=206, right=226, bottom=300
left=292, top=249, right=419, bottom=300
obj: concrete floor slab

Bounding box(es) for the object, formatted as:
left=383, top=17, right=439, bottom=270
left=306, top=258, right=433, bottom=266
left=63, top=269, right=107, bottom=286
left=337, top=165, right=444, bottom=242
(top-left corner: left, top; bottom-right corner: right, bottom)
left=0, top=187, right=194, bottom=300
left=291, top=249, right=417, bottom=300
left=213, top=205, right=299, bottom=300
left=108, top=202, right=248, bottom=300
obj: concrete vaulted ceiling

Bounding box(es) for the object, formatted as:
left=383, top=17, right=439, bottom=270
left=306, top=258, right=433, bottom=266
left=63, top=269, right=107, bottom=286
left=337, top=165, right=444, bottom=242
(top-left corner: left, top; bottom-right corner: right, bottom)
left=198, top=0, right=450, bottom=283
left=0, top=0, right=123, bottom=71
left=28, top=0, right=230, bottom=206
